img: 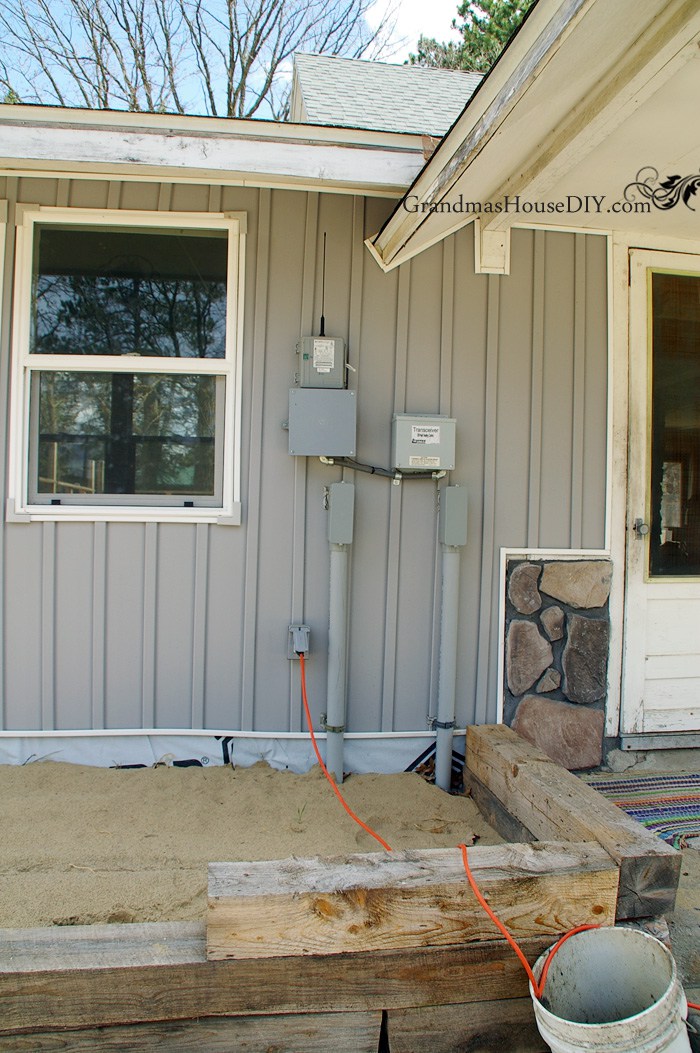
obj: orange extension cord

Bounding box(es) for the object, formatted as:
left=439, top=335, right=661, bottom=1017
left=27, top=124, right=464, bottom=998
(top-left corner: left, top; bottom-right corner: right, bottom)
left=297, top=652, right=700, bottom=1011
left=298, top=653, right=392, bottom=853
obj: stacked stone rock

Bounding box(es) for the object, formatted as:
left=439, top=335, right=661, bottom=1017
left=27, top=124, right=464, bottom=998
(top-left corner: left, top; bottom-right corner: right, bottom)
left=504, top=560, right=611, bottom=770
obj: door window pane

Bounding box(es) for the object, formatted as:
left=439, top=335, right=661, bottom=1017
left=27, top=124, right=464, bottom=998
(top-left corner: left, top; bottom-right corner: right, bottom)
left=649, top=272, right=700, bottom=575
left=31, top=372, right=222, bottom=503
left=31, top=227, right=228, bottom=359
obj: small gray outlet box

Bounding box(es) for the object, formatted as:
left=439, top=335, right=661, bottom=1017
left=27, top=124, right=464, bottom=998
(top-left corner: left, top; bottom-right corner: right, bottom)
left=392, top=413, right=456, bottom=471
left=297, top=336, right=346, bottom=388
left=288, top=389, right=356, bottom=457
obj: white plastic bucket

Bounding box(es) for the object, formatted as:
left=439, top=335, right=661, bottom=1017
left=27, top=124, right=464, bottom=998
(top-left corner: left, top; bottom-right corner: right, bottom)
left=530, top=928, right=691, bottom=1053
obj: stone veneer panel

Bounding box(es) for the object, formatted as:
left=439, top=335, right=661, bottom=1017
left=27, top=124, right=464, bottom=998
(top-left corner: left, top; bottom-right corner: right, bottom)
left=504, top=558, right=611, bottom=771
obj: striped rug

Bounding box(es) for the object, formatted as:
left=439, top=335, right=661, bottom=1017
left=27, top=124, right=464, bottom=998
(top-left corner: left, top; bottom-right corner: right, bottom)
left=583, top=773, right=700, bottom=850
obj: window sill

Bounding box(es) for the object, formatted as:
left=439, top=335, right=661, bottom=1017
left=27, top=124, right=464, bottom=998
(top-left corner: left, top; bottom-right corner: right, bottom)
left=6, top=499, right=241, bottom=526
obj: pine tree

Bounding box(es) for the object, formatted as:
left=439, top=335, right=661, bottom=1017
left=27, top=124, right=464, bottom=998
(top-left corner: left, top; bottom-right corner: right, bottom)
left=409, top=0, right=535, bottom=74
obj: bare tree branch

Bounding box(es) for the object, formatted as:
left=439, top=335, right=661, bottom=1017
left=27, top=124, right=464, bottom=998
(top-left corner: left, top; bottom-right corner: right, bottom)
left=0, top=0, right=396, bottom=118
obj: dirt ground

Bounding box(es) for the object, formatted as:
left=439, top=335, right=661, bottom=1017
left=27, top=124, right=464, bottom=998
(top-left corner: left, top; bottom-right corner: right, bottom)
left=0, top=760, right=501, bottom=928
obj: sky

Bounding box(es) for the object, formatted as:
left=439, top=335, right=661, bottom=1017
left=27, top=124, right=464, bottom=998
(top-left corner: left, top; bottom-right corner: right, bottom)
left=366, top=0, right=462, bottom=64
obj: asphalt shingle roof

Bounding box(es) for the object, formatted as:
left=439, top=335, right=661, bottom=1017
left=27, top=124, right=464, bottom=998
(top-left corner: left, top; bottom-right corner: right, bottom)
left=291, top=53, right=482, bottom=137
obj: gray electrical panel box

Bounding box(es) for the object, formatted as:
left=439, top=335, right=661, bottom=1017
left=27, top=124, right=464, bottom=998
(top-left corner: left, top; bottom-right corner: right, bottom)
left=288, top=389, right=356, bottom=457
left=392, top=414, right=456, bottom=471
left=297, top=336, right=346, bottom=389
left=439, top=485, right=468, bottom=547
left=327, top=481, right=355, bottom=544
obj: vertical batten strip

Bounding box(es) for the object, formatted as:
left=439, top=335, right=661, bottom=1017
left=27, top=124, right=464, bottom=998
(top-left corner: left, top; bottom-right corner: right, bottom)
left=240, top=189, right=271, bottom=731
left=288, top=193, right=318, bottom=730
left=570, top=235, right=587, bottom=548
left=157, top=184, right=172, bottom=213
left=527, top=231, right=546, bottom=547
left=106, top=182, right=121, bottom=210
left=0, top=192, right=12, bottom=728
left=41, top=522, right=56, bottom=730
left=191, top=523, right=209, bottom=728
left=474, top=275, right=500, bottom=724
left=141, top=523, right=157, bottom=727
left=381, top=261, right=411, bottom=732
left=343, top=197, right=366, bottom=694
left=91, top=522, right=106, bottom=729
left=429, top=238, right=456, bottom=717
left=36, top=176, right=73, bottom=729
left=55, top=181, right=69, bottom=208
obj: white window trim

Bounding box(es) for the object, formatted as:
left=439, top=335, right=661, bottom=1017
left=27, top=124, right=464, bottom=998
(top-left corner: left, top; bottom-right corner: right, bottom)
left=7, top=205, right=246, bottom=525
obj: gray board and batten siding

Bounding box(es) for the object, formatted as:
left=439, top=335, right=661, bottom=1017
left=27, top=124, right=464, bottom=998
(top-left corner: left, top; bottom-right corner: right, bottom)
left=0, top=176, right=608, bottom=738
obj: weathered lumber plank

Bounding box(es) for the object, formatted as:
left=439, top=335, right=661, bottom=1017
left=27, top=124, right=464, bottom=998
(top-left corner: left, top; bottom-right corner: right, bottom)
left=466, top=724, right=681, bottom=919
left=0, top=1011, right=382, bottom=1052
left=387, top=998, right=548, bottom=1053
left=207, top=844, right=618, bottom=960
left=0, top=922, right=556, bottom=1034
left=463, top=770, right=536, bottom=843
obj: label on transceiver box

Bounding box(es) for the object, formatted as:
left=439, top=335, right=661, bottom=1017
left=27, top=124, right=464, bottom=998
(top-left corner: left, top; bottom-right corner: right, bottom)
left=410, top=455, right=441, bottom=467
left=411, top=425, right=440, bottom=445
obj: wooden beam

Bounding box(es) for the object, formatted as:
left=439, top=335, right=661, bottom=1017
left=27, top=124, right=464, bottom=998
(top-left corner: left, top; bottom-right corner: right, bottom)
left=0, top=1011, right=382, bottom=1052
left=206, top=844, right=618, bottom=961
left=466, top=725, right=681, bottom=919
left=463, top=770, right=536, bottom=843
left=0, top=922, right=562, bottom=1034
left=387, top=998, right=548, bottom=1053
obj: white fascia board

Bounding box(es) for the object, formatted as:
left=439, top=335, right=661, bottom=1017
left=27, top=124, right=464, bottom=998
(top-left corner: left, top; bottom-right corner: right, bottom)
left=0, top=108, right=425, bottom=196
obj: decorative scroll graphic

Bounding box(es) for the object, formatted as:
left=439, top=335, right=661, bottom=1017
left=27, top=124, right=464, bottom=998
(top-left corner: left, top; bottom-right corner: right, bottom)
left=624, top=167, right=700, bottom=211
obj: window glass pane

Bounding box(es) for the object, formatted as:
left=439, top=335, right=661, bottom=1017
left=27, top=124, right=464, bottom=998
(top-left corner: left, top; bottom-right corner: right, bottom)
left=32, top=372, right=222, bottom=501
left=649, top=272, right=700, bottom=575
left=32, top=227, right=228, bottom=359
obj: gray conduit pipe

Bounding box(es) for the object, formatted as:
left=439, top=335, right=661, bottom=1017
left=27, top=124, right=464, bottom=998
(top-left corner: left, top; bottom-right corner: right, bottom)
left=325, top=481, right=355, bottom=784
left=434, top=545, right=461, bottom=791
left=434, top=486, right=468, bottom=792
left=325, top=541, right=349, bottom=784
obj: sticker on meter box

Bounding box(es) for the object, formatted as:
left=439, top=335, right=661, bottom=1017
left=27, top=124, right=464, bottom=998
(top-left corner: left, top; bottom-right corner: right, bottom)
left=411, top=425, right=440, bottom=445
left=313, top=338, right=336, bottom=372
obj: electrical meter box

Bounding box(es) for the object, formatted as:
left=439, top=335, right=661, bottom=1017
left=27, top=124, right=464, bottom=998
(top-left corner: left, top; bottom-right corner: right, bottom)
left=288, top=389, right=356, bottom=457
left=296, top=336, right=346, bottom=389
left=392, top=413, right=456, bottom=472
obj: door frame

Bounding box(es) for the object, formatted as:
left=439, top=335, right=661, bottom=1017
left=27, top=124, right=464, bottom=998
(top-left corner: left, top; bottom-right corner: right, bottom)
left=621, top=246, right=700, bottom=737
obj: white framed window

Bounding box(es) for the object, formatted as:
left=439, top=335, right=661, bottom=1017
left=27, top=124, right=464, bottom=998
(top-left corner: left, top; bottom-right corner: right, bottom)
left=8, top=206, right=245, bottom=524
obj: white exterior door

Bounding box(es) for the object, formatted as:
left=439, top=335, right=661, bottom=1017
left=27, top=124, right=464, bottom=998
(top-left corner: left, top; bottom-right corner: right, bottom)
left=623, top=249, right=700, bottom=736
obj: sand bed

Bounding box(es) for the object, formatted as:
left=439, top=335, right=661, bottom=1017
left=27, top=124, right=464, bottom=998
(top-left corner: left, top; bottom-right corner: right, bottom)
left=0, top=761, right=501, bottom=928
